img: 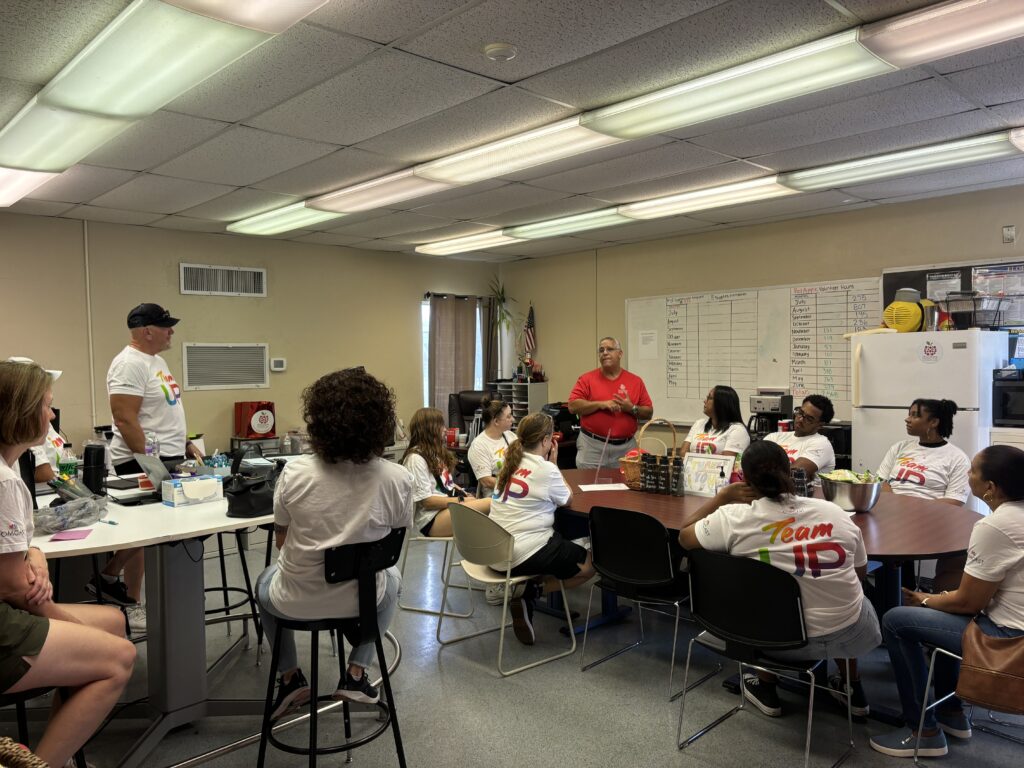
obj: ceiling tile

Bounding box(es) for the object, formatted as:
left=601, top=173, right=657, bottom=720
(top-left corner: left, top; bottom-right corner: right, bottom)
left=153, top=126, right=337, bottom=187
left=689, top=79, right=977, bottom=157
left=91, top=175, right=236, bottom=214
left=179, top=189, right=300, bottom=221
left=725, top=200, right=879, bottom=228
left=588, top=161, right=767, bottom=204
left=945, top=55, right=1024, bottom=109
left=28, top=165, right=137, bottom=203
left=501, top=135, right=673, bottom=182
left=448, top=251, right=520, bottom=263
left=388, top=221, right=498, bottom=244
left=328, top=211, right=453, bottom=238
left=247, top=49, right=499, bottom=145
left=874, top=176, right=1024, bottom=205
left=168, top=23, right=379, bottom=123
left=0, top=0, right=129, bottom=84
left=398, top=0, right=718, bottom=82
left=528, top=140, right=732, bottom=194
left=475, top=195, right=611, bottom=227
left=5, top=198, right=75, bottom=216
left=520, top=0, right=849, bottom=109
left=147, top=216, right=227, bottom=233
left=571, top=214, right=711, bottom=242
left=684, top=190, right=861, bottom=224
left=837, top=0, right=936, bottom=22
left=411, top=183, right=568, bottom=219
left=62, top=205, right=164, bottom=226
left=308, top=0, right=468, bottom=44
left=252, top=147, right=403, bottom=197
left=752, top=110, right=1008, bottom=173
left=0, top=77, right=37, bottom=125
left=351, top=239, right=414, bottom=252
left=929, top=37, right=1024, bottom=75
left=397, top=179, right=508, bottom=210
left=838, top=156, right=1024, bottom=199
left=987, top=99, right=1024, bottom=125
left=355, top=87, right=576, bottom=164
left=290, top=231, right=372, bottom=246
left=84, top=111, right=229, bottom=172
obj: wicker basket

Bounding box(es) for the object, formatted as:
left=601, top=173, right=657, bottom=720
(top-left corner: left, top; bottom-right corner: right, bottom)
left=619, top=419, right=678, bottom=490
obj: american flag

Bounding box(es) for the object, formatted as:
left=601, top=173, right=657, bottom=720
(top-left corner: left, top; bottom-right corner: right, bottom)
left=523, top=304, right=537, bottom=353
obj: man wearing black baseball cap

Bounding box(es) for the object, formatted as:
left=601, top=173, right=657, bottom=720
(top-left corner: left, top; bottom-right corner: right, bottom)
left=90, top=303, right=199, bottom=629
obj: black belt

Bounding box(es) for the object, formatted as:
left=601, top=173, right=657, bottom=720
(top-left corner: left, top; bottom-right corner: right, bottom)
left=580, top=428, right=632, bottom=445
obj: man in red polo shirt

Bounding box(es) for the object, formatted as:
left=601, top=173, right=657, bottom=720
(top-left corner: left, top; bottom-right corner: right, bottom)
left=568, top=336, right=653, bottom=469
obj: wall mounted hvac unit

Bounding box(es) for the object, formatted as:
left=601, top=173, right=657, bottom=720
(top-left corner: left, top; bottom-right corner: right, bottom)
left=180, top=263, right=267, bottom=297
left=183, top=343, right=269, bottom=391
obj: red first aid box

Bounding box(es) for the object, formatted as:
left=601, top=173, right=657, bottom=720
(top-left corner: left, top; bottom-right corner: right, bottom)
left=234, top=401, right=276, bottom=438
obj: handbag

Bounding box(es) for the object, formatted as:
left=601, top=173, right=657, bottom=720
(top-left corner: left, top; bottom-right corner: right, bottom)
left=224, top=450, right=285, bottom=519
left=955, top=616, right=1024, bottom=715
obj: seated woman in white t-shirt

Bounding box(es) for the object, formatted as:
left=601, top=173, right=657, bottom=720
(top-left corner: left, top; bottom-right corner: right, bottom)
left=679, top=440, right=881, bottom=718
left=488, top=412, right=596, bottom=646
left=680, top=385, right=750, bottom=456
left=764, top=394, right=836, bottom=479
left=401, top=407, right=490, bottom=537
left=467, top=398, right=516, bottom=495
left=256, top=369, right=415, bottom=720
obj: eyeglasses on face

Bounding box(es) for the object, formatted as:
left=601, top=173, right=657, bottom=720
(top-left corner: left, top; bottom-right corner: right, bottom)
left=793, top=408, right=819, bottom=424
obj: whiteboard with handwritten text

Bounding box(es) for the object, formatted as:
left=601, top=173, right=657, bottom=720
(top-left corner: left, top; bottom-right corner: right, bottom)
left=626, top=277, right=881, bottom=424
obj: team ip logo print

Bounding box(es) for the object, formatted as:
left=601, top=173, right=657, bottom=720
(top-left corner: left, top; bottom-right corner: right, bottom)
left=758, top=516, right=846, bottom=577
left=156, top=370, right=181, bottom=406
left=694, top=433, right=717, bottom=454
left=919, top=338, right=942, bottom=364
left=893, top=456, right=927, bottom=486
left=500, top=468, right=532, bottom=502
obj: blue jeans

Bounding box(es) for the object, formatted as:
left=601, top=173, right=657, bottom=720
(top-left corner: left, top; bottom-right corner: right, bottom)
left=256, top=564, right=401, bottom=675
left=882, top=607, right=1024, bottom=730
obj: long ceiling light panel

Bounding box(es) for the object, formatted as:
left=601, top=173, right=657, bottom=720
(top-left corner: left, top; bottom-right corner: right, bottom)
left=416, top=231, right=526, bottom=256
left=226, top=202, right=343, bottom=235
left=0, top=167, right=59, bottom=207
left=0, top=0, right=327, bottom=205
left=505, top=208, right=634, bottom=239
left=619, top=177, right=797, bottom=220
left=309, top=170, right=456, bottom=213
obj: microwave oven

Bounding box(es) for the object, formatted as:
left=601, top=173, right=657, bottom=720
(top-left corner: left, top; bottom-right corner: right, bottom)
left=993, top=379, right=1024, bottom=426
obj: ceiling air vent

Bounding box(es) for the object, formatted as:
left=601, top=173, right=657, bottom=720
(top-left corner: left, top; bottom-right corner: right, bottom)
left=180, top=263, right=266, bottom=297
left=183, top=343, right=269, bottom=391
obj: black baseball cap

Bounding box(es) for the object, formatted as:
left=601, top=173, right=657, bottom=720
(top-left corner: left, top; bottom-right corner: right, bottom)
left=127, top=303, right=179, bottom=328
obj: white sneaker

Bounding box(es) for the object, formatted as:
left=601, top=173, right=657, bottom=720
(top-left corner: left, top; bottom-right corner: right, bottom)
left=485, top=583, right=505, bottom=606
left=126, top=603, right=147, bottom=635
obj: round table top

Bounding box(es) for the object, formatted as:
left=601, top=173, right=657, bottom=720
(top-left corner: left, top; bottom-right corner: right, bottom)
left=560, top=469, right=983, bottom=560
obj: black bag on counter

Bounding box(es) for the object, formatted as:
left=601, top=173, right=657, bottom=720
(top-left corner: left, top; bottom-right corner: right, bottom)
left=224, top=450, right=285, bottom=519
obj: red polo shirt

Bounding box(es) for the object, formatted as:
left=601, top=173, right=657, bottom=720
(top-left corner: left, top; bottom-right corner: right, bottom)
left=569, top=368, right=652, bottom=440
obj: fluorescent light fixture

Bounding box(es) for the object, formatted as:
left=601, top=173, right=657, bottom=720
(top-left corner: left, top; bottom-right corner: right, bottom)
left=165, top=0, right=330, bottom=34
left=506, top=208, right=633, bottom=239
left=0, top=166, right=59, bottom=207
left=415, top=117, right=623, bottom=184
left=227, top=202, right=344, bottom=236
left=0, top=98, right=134, bottom=172
left=619, top=176, right=797, bottom=220
left=581, top=30, right=895, bottom=139
left=39, top=0, right=270, bottom=118
left=416, top=231, right=525, bottom=256
left=859, top=0, right=1024, bottom=68
left=780, top=131, right=1024, bottom=191
left=309, top=170, right=456, bottom=213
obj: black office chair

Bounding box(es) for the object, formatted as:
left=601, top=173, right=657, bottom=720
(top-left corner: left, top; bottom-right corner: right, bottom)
left=676, top=549, right=855, bottom=768
left=447, top=390, right=495, bottom=434
left=0, top=688, right=87, bottom=767
left=256, top=528, right=407, bottom=768
left=581, top=507, right=717, bottom=701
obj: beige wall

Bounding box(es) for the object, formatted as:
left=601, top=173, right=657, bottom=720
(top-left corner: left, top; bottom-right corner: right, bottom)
left=0, top=212, right=494, bottom=452
left=500, top=185, right=1024, bottom=414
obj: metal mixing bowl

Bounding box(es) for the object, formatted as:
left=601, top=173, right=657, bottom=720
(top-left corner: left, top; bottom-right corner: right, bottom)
left=820, top=477, right=881, bottom=512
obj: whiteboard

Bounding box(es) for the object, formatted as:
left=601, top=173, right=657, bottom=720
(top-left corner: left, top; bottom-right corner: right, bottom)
left=626, top=277, right=881, bottom=425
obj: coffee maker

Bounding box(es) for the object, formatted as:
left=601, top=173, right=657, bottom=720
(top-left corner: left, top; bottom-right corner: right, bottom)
left=748, top=387, right=793, bottom=439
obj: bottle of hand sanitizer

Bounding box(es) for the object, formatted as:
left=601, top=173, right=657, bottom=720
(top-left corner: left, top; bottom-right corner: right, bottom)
left=715, top=465, right=728, bottom=494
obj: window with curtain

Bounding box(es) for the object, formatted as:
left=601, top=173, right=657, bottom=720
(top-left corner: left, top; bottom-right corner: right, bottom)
left=421, top=294, right=498, bottom=410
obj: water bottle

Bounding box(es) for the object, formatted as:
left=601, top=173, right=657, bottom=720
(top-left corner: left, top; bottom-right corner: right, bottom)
left=281, top=433, right=292, bottom=454
left=82, top=441, right=107, bottom=495
left=145, top=432, right=160, bottom=457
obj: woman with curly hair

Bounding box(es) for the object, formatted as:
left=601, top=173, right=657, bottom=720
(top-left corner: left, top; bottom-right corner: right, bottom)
left=256, top=368, right=414, bottom=720
left=401, top=407, right=490, bottom=537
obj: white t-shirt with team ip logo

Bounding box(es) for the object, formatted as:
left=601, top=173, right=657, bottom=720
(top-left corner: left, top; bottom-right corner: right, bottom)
left=107, top=346, right=187, bottom=464
left=467, top=430, right=517, bottom=482
left=683, top=420, right=750, bottom=455
left=489, top=452, right=572, bottom=567
left=764, top=431, right=836, bottom=476
left=403, top=452, right=458, bottom=533
left=695, top=495, right=868, bottom=636
left=0, top=454, right=34, bottom=552
left=30, top=424, right=65, bottom=471
left=876, top=439, right=970, bottom=502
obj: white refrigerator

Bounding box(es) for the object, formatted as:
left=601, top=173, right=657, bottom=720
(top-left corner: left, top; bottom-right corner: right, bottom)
left=850, top=329, right=1007, bottom=513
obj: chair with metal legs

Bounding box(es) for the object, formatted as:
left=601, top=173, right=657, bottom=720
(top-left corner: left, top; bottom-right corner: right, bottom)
left=0, top=688, right=88, bottom=767
left=397, top=532, right=475, bottom=618
left=676, top=549, right=855, bottom=768
left=436, top=503, right=576, bottom=677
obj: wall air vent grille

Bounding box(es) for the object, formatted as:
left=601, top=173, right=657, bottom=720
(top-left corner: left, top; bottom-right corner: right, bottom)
left=180, top=263, right=266, bottom=297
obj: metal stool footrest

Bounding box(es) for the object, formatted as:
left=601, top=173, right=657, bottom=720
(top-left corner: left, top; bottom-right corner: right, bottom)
left=269, top=697, right=391, bottom=756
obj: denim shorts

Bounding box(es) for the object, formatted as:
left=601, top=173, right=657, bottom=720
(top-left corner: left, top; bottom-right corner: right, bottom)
left=765, top=599, right=881, bottom=662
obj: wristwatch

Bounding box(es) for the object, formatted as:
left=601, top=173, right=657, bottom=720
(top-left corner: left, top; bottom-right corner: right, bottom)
left=631, top=404, right=639, bottom=417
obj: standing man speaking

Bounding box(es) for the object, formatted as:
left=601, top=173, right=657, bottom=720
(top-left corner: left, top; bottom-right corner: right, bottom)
left=568, top=336, right=653, bottom=469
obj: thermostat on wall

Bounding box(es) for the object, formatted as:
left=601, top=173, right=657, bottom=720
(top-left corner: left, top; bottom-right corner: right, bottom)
left=270, top=358, right=287, bottom=372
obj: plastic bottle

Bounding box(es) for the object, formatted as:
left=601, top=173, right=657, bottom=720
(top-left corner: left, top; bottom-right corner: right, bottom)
left=144, top=432, right=160, bottom=456
left=281, top=433, right=292, bottom=454
left=715, top=465, right=728, bottom=494
left=729, top=452, right=744, bottom=484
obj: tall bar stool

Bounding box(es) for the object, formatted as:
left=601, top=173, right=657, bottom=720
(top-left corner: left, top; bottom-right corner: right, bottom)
left=204, top=530, right=262, bottom=651
left=256, top=528, right=407, bottom=768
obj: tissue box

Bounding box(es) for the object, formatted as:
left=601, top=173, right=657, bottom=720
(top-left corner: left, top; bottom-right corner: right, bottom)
left=162, top=475, right=223, bottom=507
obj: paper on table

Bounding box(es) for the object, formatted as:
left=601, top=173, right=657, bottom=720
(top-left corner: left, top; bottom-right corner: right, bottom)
left=50, top=528, right=92, bottom=541
left=578, top=483, right=630, bottom=491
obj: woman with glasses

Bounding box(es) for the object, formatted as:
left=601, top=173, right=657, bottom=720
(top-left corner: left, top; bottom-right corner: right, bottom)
left=401, top=407, right=490, bottom=537
left=680, top=385, right=750, bottom=456
left=467, top=398, right=516, bottom=495
left=764, top=394, right=836, bottom=478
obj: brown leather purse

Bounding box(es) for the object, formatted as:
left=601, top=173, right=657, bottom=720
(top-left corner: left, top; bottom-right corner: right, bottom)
left=955, top=617, right=1024, bottom=715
